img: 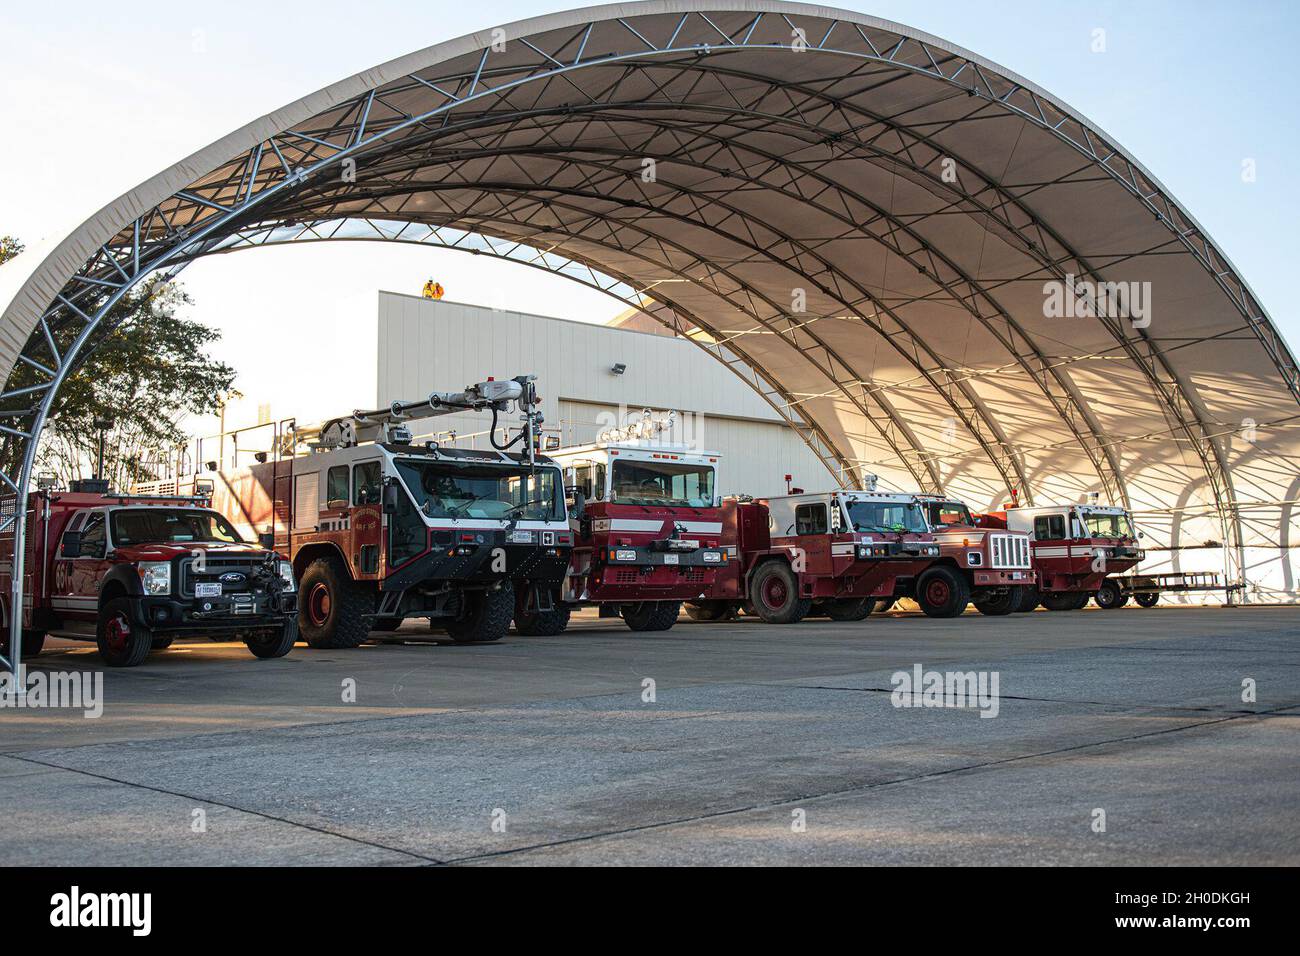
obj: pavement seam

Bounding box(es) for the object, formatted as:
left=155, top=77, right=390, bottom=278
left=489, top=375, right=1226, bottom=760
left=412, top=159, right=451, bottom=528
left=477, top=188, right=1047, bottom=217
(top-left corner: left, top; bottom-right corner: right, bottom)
left=441, top=701, right=1298, bottom=865
left=2, top=752, right=444, bottom=865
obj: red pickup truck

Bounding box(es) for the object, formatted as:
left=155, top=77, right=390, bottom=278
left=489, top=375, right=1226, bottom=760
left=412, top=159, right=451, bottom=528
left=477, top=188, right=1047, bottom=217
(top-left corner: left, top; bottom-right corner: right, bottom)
left=0, top=486, right=298, bottom=667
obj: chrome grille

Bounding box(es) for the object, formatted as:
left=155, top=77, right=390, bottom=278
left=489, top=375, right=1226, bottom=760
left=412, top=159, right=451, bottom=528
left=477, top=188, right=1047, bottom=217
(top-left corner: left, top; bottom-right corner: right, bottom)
left=989, top=533, right=1031, bottom=569
left=180, top=556, right=264, bottom=596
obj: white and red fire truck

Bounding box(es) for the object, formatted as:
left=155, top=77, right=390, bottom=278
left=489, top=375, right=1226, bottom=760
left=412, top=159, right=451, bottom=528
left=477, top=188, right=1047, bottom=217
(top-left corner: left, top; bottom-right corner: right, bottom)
left=143, top=376, right=573, bottom=647
left=544, top=416, right=726, bottom=633
left=976, top=502, right=1144, bottom=610
left=688, top=489, right=943, bottom=623
left=902, top=495, right=1036, bottom=616
left=0, top=482, right=298, bottom=667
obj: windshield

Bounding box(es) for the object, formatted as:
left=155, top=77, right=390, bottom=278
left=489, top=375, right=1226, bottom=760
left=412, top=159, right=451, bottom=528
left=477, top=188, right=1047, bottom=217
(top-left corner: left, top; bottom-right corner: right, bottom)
left=395, top=459, right=562, bottom=521
left=610, top=459, right=715, bottom=507
left=923, top=500, right=974, bottom=529
left=111, top=509, right=244, bottom=546
left=844, top=499, right=928, bottom=533
left=1083, top=511, right=1135, bottom=539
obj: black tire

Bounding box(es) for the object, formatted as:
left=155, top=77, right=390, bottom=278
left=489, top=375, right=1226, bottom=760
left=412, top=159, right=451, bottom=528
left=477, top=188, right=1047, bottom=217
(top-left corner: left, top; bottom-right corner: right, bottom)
left=1071, top=591, right=1092, bottom=610
left=150, top=636, right=174, bottom=651
left=246, top=618, right=298, bottom=659
left=621, top=601, right=681, bottom=632
left=370, top=617, right=402, bottom=633
left=1040, top=591, right=1080, bottom=611
left=975, top=585, right=1025, bottom=616
left=1135, top=592, right=1160, bottom=608
left=447, top=583, right=514, bottom=643
left=684, top=601, right=734, bottom=622
left=1095, top=579, right=1129, bottom=609
left=514, top=589, right=571, bottom=636
left=0, top=629, right=47, bottom=660
left=749, top=561, right=811, bottom=624
left=873, top=597, right=896, bottom=614
left=915, top=566, right=971, bottom=618
left=824, top=597, right=875, bottom=621
left=96, top=597, right=153, bottom=667
left=298, top=557, right=371, bottom=649
left=1014, top=585, right=1040, bottom=613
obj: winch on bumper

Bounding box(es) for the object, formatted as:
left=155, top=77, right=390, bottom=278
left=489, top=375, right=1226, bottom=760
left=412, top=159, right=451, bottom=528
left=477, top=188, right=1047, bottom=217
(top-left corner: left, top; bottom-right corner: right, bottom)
left=135, top=589, right=297, bottom=633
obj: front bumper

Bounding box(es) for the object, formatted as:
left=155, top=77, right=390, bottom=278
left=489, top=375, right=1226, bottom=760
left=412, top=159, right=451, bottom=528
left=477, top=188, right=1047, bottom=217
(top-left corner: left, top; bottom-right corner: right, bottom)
left=135, top=590, right=298, bottom=634
left=973, top=569, right=1035, bottom=587
left=384, top=535, right=572, bottom=592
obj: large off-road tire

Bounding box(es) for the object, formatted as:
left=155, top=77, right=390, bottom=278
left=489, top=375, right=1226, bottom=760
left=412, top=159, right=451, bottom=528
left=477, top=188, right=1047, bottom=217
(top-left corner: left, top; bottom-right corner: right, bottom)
left=684, top=601, right=735, bottom=622
left=975, top=585, right=1027, bottom=616
left=621, top=601, right=681, bottom=632
left=96, top=597, right=153, bottom=668
left=1040, top=591, right=1080, bottom=611
left=915, top=566, right=971, bottom=619
left=1135, top=592, right=1160, bottom=608
left=1013, top=585, right=1040, bottom=613
left=298, top=557, right=371, bottom=649
left=1094, top=579, right=1129, bottom=609
left=514, top=589, right=571, bottom=636
left=1071, top=591, right=1092, bottom=610
left=1, top=629, right=47, bottom=660
left=749, top=561, right=812, bottom=624
left=246, top=618, right=298, bottom=659
left=823, top=597, right=875, bottom=621
left=446, top=583, right=514, bottom=643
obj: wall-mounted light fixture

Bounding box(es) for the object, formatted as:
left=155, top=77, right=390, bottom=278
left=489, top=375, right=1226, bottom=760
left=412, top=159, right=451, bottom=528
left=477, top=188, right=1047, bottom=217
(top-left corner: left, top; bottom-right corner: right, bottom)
left=610, top=363, right=627, bottom=375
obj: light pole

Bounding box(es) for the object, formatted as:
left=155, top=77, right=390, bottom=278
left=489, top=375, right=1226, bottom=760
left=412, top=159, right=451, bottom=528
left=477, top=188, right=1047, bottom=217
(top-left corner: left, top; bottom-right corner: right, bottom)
left=92, top=415, right=115, bottom=483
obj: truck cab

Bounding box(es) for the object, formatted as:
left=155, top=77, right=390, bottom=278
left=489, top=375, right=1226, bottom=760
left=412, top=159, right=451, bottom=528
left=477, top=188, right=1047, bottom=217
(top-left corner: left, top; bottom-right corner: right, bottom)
left=979, top=503, right=1143, bottom=610
left=703, top=490, right=944, bottom=624
left=548, top=440, right=725, bottom=633
left=908, top=495, right=1036, bottom=617
left=0, top=489, right=298, bottom=667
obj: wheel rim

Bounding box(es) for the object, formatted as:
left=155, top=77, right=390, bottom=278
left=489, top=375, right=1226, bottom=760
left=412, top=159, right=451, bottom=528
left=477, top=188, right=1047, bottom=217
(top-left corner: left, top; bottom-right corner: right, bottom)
left=105, top=613, right=131, bottom=654
left=925, top=578, right=950, bottom=606
left=761, top=576, right=788, bottom=609
left=307, top=582, right=332, bottom=626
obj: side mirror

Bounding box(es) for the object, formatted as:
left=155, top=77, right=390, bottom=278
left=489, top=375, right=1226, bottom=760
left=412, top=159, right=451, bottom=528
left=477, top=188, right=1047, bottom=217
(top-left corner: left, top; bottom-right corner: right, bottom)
left=258, top=531, right=275, bottom=550
left=61, top=530, right=82, bottom=558
left=383, top=482, right=400, bottom=515
left=571, top=491, right=586, bottom=519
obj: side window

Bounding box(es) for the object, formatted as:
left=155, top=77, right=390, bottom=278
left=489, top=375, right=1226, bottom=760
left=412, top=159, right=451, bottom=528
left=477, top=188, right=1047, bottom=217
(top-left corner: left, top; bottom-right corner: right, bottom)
left=353, top=461, right=381, bottom=505
left=1034, top=515, right=1066, bottom=539
left=571, top=463, right=593, bottom=499
left=593, top=462, right=606, bottom=501
left=795, top=503, right=828, bottom=535
left=326, top=465, right=350, bottom=506
left=79, top=514, right=107, bottom=558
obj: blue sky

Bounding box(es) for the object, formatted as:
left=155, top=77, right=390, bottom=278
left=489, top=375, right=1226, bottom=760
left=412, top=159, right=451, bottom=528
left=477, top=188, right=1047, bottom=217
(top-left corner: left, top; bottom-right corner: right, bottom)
left=2, top=0, right=1296, bottom=425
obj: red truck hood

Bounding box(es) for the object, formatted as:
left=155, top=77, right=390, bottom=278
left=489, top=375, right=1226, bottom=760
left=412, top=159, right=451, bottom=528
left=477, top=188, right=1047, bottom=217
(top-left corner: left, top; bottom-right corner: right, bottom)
left=585, top=502, right=723, bottom=543
left=112, top=542, right=271, bottom=562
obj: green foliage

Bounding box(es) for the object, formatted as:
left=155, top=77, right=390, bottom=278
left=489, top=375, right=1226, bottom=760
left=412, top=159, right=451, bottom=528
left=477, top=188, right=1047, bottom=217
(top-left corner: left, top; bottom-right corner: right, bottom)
left=0, top=235, right=23, bottom=266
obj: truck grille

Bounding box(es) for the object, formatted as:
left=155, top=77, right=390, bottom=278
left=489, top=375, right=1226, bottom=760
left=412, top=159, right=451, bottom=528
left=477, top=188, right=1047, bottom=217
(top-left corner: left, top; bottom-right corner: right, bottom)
left=989, top=533, right=1031, bottom=569
left=180, top=556, right=265, bottom=596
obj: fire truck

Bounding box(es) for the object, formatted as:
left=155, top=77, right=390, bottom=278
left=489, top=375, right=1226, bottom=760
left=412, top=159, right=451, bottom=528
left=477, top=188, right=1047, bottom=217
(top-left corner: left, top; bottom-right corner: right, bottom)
left=687, top=489, right=943, bottom=623
left=904, top=495, right=1036, bottom=616
left=0, top=482, right=297, bottom=667
left=147, top=376, right=573, bottom=648
left=543, top=413, right=726, bottom=634
left=976, top=502, right=1144, bottom=610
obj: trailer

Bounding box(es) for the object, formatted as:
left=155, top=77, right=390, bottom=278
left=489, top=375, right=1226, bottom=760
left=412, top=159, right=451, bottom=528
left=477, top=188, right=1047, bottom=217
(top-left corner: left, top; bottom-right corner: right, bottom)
left=142, top=376, right=573, bottom=647
left=1105, top=571, right=1230, bottom=607
left=545, top=415, right=726, bottom=633
left=688, top=490, right=943, bottom=623
left=0, top=485, right=297, bottom=667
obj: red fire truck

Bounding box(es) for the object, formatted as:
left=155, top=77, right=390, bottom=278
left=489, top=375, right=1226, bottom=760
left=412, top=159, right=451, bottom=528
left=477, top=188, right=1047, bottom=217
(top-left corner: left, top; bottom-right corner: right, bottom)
left=976, top=503, right=1144, bottom=610
left=0, top=482, right=297, bottom=667
left=544, top=435, right=726, bottom=634
left=905, top=495, right=1036, bottom=616
left=144, top=377, right=573, bottom=648
left=687, top=490, right=943, bottom=623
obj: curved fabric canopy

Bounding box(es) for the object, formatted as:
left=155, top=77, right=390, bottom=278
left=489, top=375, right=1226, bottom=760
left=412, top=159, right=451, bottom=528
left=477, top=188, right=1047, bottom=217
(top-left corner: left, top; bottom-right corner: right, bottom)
left=2, top=0, right=1298, bottom=597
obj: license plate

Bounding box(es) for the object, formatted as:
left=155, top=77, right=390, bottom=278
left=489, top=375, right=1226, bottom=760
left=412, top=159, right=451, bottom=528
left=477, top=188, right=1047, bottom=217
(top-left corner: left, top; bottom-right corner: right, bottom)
left=615, top=550, right=637, bottom=562
left=195, top=583, right=221, bottom=597
left=663, top=554, right=679, bottom=565
left=508, top=530, right=534, bottom=544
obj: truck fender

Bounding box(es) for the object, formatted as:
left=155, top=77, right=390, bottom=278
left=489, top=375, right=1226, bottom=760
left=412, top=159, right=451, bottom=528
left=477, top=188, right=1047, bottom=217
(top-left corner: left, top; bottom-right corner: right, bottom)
left=291, top=541, right=351, bottom=580
left=98, top=565, right=144, bottom=607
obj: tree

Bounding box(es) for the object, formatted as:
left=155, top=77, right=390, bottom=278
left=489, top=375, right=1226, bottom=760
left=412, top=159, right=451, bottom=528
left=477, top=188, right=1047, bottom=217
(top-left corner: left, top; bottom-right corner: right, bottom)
left=0, top=236, right=236, bottom=490
left=0, top=235, right=23, bottom=267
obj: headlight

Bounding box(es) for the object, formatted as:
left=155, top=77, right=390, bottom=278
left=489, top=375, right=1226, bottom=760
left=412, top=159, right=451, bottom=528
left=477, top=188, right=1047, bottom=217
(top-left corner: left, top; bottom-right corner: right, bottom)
left=139, top=561, right=171, bottom=595
left=278, top=560, right=296, bottom=591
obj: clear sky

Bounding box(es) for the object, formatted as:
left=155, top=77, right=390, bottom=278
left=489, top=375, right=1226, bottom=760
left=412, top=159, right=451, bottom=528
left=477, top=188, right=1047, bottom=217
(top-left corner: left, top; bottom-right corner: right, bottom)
left=2, top=0, right=1296, bottom=432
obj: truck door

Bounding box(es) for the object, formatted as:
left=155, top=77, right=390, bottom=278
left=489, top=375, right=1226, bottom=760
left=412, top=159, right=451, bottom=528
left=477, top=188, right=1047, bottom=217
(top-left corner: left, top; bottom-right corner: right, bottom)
left=352, top=460, right=383, bottom=578
left=58, top=511, right=109, bottom=622
left=794, top=502, right=831, bottom=573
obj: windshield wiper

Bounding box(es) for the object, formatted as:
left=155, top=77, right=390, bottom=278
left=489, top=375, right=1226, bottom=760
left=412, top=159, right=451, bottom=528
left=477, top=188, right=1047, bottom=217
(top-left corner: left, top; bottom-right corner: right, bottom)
left=444, top=494, right=493, bottom=516
left=504, top=497, right=551, bottom=517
